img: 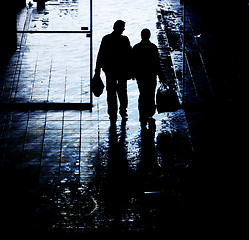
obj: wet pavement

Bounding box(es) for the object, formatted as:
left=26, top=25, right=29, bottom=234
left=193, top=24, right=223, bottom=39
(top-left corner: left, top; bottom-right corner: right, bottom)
left=0, top=0, right=239, bottom=237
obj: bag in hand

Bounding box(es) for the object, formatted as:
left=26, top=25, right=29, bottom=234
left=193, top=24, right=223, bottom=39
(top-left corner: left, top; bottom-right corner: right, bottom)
left=91, top=74, right=105, bottom=97
left=156, top=83, right=180, bottom=113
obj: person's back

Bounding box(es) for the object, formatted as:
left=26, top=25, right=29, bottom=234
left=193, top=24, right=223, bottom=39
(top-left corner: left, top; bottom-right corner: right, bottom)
left=96, top=20, right=132, bottom=80
left=99, top=32, right=131, bottom=78
left=132, top=30, right=161, bottom=79
left=133, top=41, right=160, bottom=78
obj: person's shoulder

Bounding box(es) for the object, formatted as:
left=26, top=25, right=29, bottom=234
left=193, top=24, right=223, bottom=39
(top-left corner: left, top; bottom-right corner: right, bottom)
left=101, top=34, right=114, bottom=45
left=121, top=35, right=130, bottom=42
left=133, top=42, right=138, bottom=47
left=103, top=33, right=112, bottom=40
left=148, top=42, right=159, bottom=52
left=150, top=42, right=158, bottom=48
left=133, top=42, right=142, bottom=49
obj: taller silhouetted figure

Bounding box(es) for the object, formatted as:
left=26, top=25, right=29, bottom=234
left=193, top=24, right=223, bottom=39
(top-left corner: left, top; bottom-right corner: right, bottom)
left=132, top=28, right=163, bottom=128
left=95, top=20, right=132, bottom=124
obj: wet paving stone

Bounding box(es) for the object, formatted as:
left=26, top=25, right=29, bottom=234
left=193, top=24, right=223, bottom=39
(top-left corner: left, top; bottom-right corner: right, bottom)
left=0, top=109, right=193, bottom=234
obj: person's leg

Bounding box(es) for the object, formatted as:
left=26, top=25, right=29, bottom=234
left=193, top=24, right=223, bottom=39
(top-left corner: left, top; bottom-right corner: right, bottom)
left=137, top=80, right=148, bottom=124
left=117, top=79, right=128, bottom=118
left=106, top=75, right=118, bottom=122
left=147, top=79, right=157, bottom=118
left=137, top=77, right=157, bottom=127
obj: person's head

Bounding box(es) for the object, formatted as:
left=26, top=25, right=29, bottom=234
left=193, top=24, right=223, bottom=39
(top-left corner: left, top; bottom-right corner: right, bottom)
left=113, top=20, right=126, bottom=34
left=141, top=28, right=151, bottom=41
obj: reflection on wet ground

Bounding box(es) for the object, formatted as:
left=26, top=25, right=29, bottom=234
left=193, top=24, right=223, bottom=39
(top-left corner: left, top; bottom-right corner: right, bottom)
left=0, top=0, right=196, bottom=236
left=0, top=107, right=192, bottom=233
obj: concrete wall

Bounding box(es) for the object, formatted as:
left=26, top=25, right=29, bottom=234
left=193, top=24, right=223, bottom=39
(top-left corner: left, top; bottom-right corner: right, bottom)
left=185, top=0, right=248, bottom=102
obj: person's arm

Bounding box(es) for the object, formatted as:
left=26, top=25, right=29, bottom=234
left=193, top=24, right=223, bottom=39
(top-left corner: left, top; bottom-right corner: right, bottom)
left=95, top=37, right=105, bottom=75
left=124, top=36, right=133, bottom=79
left=155, top=47, right=166, bottom=83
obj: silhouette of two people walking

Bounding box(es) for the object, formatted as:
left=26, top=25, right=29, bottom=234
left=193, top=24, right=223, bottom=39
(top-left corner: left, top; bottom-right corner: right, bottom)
left=95, top=20, right=163, bottom=127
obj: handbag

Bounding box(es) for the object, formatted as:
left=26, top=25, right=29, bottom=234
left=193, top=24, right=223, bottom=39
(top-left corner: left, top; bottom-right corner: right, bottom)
left=156, top=82, right=180, bottom=113
left=91, top=73, right=105, bottom=97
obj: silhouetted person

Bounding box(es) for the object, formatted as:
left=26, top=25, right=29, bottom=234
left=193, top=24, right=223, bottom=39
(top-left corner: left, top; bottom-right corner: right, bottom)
left=95, top=20, right=132, bottom=124
left=132, top=28, right=163, bottom=128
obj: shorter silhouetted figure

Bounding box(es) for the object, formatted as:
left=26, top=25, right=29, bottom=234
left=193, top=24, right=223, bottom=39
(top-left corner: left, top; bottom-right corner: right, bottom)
left=132, top=28, right=164, bottom=128
left=95, top=20, right=132, bottom=124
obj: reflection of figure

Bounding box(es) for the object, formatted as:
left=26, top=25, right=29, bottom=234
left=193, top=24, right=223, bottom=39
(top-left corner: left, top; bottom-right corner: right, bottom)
left=95, top=20, right=132, bottom=124
left=139, top=128, right=158, bottom=172
left=105, top=119, right=128, bottom=231
left=132, top=29, right=163, bottom=128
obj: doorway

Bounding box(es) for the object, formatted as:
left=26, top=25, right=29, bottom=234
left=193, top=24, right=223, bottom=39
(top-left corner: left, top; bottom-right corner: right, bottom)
left=1, top=0, right=93, bottom=110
